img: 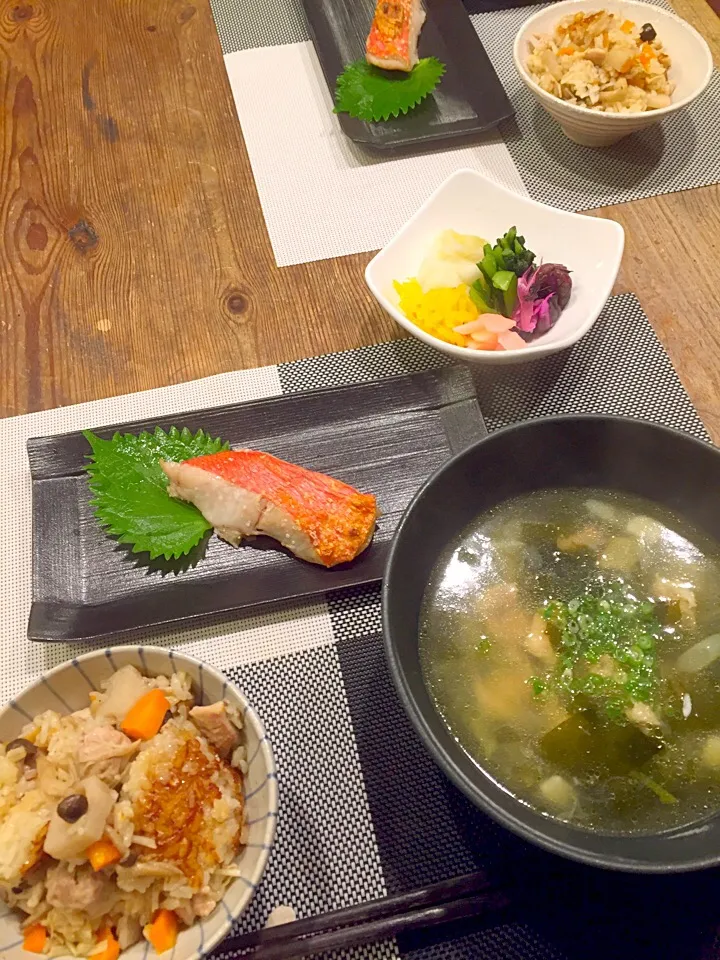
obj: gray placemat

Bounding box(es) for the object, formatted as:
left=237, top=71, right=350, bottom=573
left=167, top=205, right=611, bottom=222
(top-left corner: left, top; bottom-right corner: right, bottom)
left=278, top=292, right=709, bottom=441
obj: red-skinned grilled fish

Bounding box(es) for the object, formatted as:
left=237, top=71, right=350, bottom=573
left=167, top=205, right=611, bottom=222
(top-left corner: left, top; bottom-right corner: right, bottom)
left=366, top=0, right=426, bottom=73
left=160, top=450, right=377, bottom=567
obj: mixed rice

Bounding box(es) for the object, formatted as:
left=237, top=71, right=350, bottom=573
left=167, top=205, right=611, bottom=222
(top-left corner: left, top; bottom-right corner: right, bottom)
left=526, top=10, right=673, bottom=113
left=0, top=666, right=248, bottom=957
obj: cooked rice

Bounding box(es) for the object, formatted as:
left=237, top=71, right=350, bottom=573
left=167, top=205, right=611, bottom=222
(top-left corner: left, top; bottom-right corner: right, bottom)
left=0, top=666, right=247, bottom=957
left=526, top=10, right=674, bottom=113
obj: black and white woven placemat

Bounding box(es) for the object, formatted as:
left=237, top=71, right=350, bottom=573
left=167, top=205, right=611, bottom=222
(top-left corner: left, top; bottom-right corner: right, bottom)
left=202, top=293, right=719, bottom=960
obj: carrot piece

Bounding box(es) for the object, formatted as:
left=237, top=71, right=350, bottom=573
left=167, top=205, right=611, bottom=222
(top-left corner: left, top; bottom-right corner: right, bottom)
left=23, top=924, right=48, bottom=954
left=86, top=839, right=122, bottom=872
left=638, top=43, right=656, bottom=68
left=620, top=19, right=635, bottom=32
left=557, top=45, right=574, bottom=55
left=144, top=910, right=179, bottom=954
left=93, top=927, right=120, bottom=960
left=121, top=689, right=170, bottom=740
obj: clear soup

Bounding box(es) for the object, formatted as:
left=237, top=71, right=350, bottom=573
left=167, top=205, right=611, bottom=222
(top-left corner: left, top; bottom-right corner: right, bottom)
left=419, top=488, right=720, bottom=833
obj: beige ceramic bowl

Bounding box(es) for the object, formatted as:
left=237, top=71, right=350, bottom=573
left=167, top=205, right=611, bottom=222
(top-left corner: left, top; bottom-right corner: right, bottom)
left=513, top=0, right=713, bottom=147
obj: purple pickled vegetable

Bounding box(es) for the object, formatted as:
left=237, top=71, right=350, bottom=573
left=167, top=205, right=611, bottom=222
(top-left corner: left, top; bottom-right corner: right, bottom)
left=531, top=263, right=572, bottom=309
left=512, top=263, right=572, bottom=336
left=513, top=269, right=536, bottom=333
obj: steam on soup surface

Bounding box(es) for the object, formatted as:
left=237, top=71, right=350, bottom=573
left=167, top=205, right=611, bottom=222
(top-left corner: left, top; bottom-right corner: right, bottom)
left=419, top=488, right=720, bottom=833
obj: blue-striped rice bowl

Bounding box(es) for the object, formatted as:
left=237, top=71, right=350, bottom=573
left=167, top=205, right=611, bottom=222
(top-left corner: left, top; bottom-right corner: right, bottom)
left=0, top=647, right=277, bottom=960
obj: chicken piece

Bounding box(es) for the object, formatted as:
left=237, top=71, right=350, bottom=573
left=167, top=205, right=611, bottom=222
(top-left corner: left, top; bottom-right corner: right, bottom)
left=190, top=702, right=242, bottom=759
left=481, top=582, right=519, bottom=613
left=478, top=583, right=534, bottom=663
left=539, top=774, right=577, bottom=813
left=556, top=525, right=604, bottom=552
left=192, top=892, right=218, bottom=918
left=701, top=736, right=720, bottom=769
left=589, top=654, right=626, bottom=683
left=474, top=669, right=533, bottom=727
left=78, top=727, right=137, bottom=786
left=366, top=0, right=425, bottom=73
left=584, top=46, right=607, bottom=66
left=599, top=536, right=640, bottom=574
left=45, top=864, right=113, bottom=917
left=79, top=726, right=136, bottom=764
left=626, top=701, right=662, bottom=732
left=161, top=451, right=377, bottom=568
left=524, top=613, right=556, bottom=664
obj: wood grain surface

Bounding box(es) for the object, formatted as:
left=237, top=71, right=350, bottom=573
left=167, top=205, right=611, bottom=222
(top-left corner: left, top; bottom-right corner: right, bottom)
left=0, top=0, right=718, bottom=438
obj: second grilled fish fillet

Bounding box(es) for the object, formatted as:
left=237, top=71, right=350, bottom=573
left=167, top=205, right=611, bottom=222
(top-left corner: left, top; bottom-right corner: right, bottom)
left=160, top=450, right=378, bottom=567
left=366, top=0, right=426, bottom=72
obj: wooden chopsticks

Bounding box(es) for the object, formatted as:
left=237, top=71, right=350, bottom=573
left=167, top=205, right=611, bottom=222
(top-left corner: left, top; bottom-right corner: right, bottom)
left=231, top=872, right=510, bottom=959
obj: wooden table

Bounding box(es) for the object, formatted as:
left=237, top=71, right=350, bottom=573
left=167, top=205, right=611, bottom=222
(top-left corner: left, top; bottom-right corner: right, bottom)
left=0, top=0, right=718, bottom=437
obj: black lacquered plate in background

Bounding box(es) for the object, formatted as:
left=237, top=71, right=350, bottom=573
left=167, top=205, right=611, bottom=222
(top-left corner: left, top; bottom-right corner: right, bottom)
left=301, top=0, right=514, bottom=149
left=27, top=367, right=487, bottom=643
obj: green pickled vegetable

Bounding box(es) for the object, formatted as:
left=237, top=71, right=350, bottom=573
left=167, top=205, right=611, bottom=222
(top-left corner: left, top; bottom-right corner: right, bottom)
left=474, top=228, right=536, bottom=316
left=479, top=249, right=497, bottom=285
left=469, top=281, right=495, bottom=314
left=503, top=273, right=518, bottom=316
left=491, top=270, right=516, bottom=292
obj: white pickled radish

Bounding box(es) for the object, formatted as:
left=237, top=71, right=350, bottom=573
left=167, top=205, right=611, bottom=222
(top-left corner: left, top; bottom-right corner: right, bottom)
left=676, top=634, right=720, bottom=673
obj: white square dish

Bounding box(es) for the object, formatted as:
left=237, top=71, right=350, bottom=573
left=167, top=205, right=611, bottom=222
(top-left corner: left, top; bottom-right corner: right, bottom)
left=365, top=168, right=625, bottom=365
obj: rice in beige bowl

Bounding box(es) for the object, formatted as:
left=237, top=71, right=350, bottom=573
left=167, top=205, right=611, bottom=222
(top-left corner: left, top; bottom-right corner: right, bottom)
left=0, top=665, right=251, bottom=958
left=526, top=9, right=673, bottom=112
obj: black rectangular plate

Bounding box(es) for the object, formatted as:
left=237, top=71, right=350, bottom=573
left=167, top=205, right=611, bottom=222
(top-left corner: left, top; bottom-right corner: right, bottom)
left=27, top=368, right=487, bottom=642
left=301, top=0, right=514, bottom=150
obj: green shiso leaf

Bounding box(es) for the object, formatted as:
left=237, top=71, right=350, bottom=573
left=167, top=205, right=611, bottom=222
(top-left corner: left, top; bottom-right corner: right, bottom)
left=334, top=57, right=446, bottom=123
left=83, top=426, right=229, bottom=561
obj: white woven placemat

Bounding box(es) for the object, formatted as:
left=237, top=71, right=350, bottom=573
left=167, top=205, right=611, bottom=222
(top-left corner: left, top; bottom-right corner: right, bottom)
left=224, top=42, right=527, bottom=267
left=215, top=0, right=720, bottom=267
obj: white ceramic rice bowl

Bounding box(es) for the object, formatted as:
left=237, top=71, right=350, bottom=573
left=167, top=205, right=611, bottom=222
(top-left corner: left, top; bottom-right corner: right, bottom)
left=0, top=647, right=277, bottom=960
left=513, top=0, right=713, bottom=147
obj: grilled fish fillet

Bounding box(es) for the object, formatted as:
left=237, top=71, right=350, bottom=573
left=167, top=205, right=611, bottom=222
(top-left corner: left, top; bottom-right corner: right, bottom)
left=366, top=0, right=426, bottom=72
left=161, top=450, right=378, bottom=567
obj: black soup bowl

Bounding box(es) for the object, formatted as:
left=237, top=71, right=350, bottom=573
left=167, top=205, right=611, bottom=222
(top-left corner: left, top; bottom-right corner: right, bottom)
left=382, top=415, right=720, bottom=873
